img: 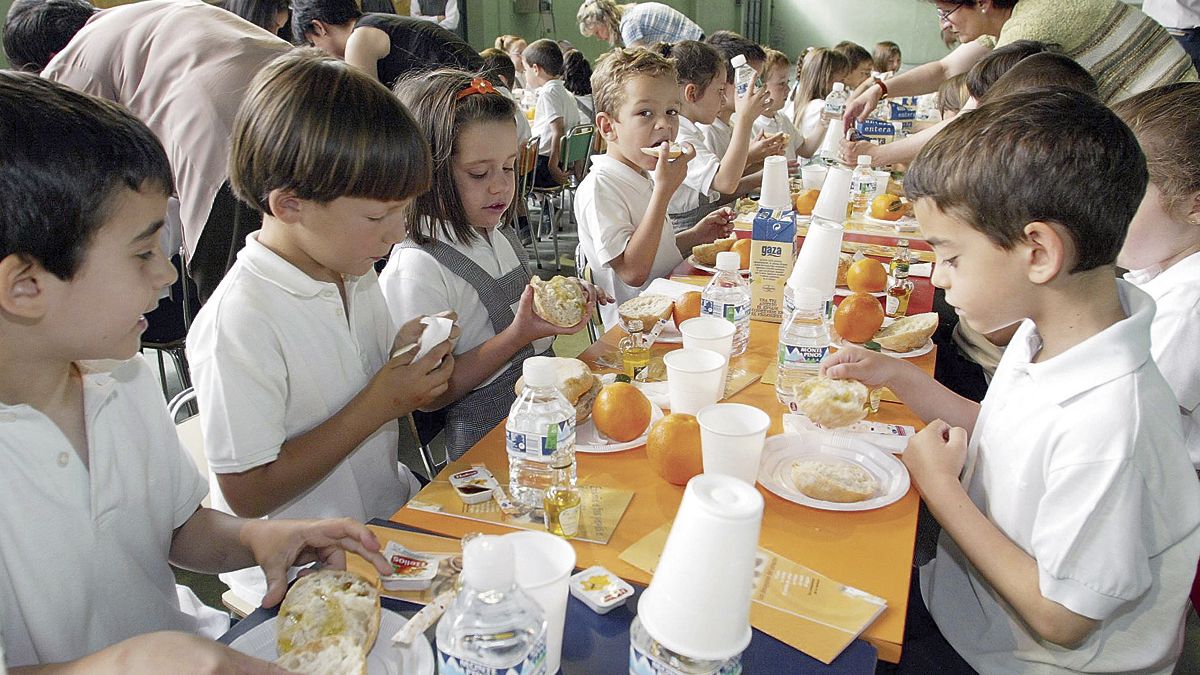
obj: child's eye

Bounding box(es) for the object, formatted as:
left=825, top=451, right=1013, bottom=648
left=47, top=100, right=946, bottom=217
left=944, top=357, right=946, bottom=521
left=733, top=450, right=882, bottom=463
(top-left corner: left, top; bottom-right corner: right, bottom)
left=136, top=250, right=157, bottom=261
left=637, top=109, right=653, bottom=117
left=666, top=108, right=679, bottom=116
left=942, top=256, right=957, bottom=268
left=470, top=172, right=488, bottom=179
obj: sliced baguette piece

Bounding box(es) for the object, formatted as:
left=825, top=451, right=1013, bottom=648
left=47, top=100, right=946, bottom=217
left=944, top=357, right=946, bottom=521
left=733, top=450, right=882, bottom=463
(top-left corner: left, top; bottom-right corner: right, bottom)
left=530, top=275, right=586, bottom=327
left=791, top=460, right=878, bottom=503
left=640, top=142, right=683, bottom=159
left=795, top=377, right=868, bottom=429
left=617, top=294, right=674, bottom=333
left=691, top=236, right=737, bottom=267
left=276, top=570, right=380, bottom=657
left=872, top=312, right=937, bottom=353
left=275, top=636, right=367, bottom=675
left=513, top=357, right=598, bottom=421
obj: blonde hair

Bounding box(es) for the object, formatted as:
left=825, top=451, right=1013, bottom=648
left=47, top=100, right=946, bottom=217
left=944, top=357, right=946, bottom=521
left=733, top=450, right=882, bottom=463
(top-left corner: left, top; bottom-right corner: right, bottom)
left=873, top=41, right=901, bottom=72
left=762, top=48, right=790, bottom=81
left=495, top=34, right=524, bottom=52
left=577, top=0, right=624, bottom=46
left=1112, top=82, right=1200, bottom=220
left=591, top=47, right=676, bottom=118
left=789, top=48, right=849, bottom=122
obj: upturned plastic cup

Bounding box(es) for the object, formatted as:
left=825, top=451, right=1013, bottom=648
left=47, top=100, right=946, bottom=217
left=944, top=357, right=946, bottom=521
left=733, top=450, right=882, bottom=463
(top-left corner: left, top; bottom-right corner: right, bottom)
left=800, top=164, right=828, bottom=190
left=759, top=156, right=791, bottom=210
left=871, top=170, right=891, bottom=201
left=812, top=166, right=852, bottom=223
left=504, top=531, right=576, bottom=674
left=791, top=218, right=846, bottom=301
left=663, top=348, right=726, bottom=415
left=696, top=403, right=771, bottom=484
left=679, top=317, right=735, bottom=386
left=637, top=474, right=764, bottom=661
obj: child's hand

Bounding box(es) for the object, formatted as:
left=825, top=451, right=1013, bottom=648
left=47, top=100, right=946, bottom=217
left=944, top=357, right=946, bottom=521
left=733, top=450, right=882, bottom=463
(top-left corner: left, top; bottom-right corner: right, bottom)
left=901, top=419, right=968, bottom=496
left=840, top=138, right=875, bottom=166
left=113, top=631, right=291, bottom=674
left=748, top=131, right=785, bottom=163
left=243, top=517, right=392, bottom=609
left=370, top=315, right=456, bottom=420
left=820, top=343, right=898, bottom=388
left=652, top=141, right=694, bottom=194
left=512, top=284, right=595, bottom=341
left=687, top=207, right=736, bottom=243
left=735, top=80, right=772, bottom=120
left=577, top=278, right=613, bottom=307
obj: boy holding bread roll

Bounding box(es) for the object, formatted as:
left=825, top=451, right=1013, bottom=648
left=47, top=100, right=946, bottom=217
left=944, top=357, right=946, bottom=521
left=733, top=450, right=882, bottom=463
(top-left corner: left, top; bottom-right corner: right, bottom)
left=0, top=72, right=393, bottom=672
left=575, top=47, right=736, bottom=330
left=822, top=92, right=1200, bottom=672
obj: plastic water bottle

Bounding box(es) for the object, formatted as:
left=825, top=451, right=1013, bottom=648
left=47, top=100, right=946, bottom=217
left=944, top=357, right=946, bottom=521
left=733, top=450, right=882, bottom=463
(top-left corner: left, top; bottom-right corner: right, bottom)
left=821, top=82, right=848, bottom=120
left=436, top=536, right=548, bottom=674
left=731, top=54, right=756, bottom=100
left=506, top=356, right=577, bottom=511
left=776, top=287, right=831, bottom=410
left=701, top=251, right=751, bottom=356
left=849, top=155, right=876, bottom=220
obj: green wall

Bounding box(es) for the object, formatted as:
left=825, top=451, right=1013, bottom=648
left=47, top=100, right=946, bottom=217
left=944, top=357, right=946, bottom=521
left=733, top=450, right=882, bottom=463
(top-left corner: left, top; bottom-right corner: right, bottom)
left=764, top=0, right=952, bottom=69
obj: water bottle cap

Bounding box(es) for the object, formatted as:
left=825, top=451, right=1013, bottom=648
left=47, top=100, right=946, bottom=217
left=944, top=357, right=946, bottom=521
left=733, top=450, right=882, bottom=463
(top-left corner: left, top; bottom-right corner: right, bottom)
left=463, top=536, right=514, bottom=591
left=731, top=54, right=747, bottom=68
left=857, top=155, right=872, bottom=166
left=715, top=251, right=741, bottom=271
left=522, top=356, right=556, bottom=388
left=792, top=286, right=824, bottom=310
left=832, top=82, right=845, bottom=92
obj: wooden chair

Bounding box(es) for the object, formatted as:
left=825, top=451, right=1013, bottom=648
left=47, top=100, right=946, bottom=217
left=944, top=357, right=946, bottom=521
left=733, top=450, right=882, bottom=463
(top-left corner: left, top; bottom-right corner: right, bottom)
left=573, top=243, right=603, bottom=344
left=529, top=124, right=596, bottom=272
left=516, top=135, right=543, bottom=267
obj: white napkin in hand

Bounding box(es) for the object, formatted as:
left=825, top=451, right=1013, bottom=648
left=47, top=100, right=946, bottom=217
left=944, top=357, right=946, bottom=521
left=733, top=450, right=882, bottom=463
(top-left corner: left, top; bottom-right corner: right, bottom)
left=414, top=316, right=454, bottom=362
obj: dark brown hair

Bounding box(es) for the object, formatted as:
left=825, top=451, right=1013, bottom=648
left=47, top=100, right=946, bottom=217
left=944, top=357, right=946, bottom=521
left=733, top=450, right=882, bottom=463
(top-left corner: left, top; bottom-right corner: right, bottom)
left=965, top=39, right=1053, bottom=100
left=479, top=47, right=517, bottom=88
left=873, top=41, right=901, bottom=72
left=906, top=89, right=1146, bottom=273
left=657, top=40, right=724, bottom=91
left=1112, top=82, right=1200, bottom=220
left=980, top=52, right=1097, bottom=104
left=591, top=47, right=677, bottom=118
left=523, top=38, right=565, bottom=77
left=230, top=49, right=431, bottom=215
left=833, top=41, right=871, bottom=68
left=394, top=68, right=517, bottom=245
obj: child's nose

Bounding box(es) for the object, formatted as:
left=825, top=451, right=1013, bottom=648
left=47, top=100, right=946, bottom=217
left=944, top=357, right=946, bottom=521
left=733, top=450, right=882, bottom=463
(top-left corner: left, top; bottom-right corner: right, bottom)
left=156, top=250, right=178, bottom=289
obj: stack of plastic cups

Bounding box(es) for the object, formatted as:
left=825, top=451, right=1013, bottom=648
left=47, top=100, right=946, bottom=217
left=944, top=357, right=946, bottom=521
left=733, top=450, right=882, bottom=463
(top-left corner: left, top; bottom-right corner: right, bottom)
left=759, top=156, right=791, bottom=211
left=632, top=474, right=764, bottom=673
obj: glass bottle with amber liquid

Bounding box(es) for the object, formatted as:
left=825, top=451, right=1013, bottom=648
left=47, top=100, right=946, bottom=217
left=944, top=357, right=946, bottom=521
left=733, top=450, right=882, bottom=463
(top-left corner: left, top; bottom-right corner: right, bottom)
left=889, top=239, right=910, bottom=277
left=543, top=461, right=581, bottom=538
left=885, top=259, right=913, bottom=318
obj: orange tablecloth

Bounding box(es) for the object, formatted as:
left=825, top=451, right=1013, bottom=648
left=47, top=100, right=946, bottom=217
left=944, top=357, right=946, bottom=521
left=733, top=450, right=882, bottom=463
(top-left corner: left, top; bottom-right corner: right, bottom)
left=391, top=320, right=933, bottom=662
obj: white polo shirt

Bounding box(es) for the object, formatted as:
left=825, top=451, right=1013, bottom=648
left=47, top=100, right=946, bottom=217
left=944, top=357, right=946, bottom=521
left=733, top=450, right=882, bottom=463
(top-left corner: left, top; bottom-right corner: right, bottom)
left=751, top=112, right=802, bottom=162
left=698, top=117, right=732, bottom=159
left=187, top=234, right=416, bottom=605
left=531, top=79, right=581, bottom=157
left=379, top=227, right=553, bottom=389
left=0, top=357, right=209, bottom=667
left=575, top=154, right=682, bottom=330
left=667, top=115, right=722, bottom=215
left=921, top=281, right=1200, bottom=674
left=1125, top=251, right=1200, bottom=468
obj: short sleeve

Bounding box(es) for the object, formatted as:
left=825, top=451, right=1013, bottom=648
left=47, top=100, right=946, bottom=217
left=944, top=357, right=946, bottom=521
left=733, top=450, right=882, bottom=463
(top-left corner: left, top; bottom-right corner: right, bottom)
left=1147, top=292, right=1200, bottom=411
left=537, top=88, right=565, bottom=125
left=579, top=180, right=636, bottom=268
left=379, top=249, right=459, bottom=350
left=678, top=124, right=721, bottom=199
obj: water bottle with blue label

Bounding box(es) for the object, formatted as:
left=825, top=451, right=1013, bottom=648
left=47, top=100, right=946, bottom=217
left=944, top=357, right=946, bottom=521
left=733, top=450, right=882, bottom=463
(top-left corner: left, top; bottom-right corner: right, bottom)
left=701, top=251, right=751, bottom=356
left=776, top=286, right=830, bottom=410
left=437, top=536, right=548, bottom=675
left=506, top=357, right=577, bottom=511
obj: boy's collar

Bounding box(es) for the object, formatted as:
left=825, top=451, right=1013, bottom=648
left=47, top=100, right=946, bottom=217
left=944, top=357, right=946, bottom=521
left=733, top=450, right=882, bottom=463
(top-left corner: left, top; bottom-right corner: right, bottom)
left=239, top=232, right=357, bottom=299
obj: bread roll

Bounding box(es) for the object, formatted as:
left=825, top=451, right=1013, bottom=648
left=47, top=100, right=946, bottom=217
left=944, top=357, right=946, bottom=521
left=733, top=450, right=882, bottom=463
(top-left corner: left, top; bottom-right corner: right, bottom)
left=691, top=236, right=736, bottom=267
left=275, top=636, right=367, bottom=675
left=277, top=570, right=380, bottom=657
left=791, top=460, right=878, bottom=503
left=640, top=142, right=683, bottom=159
left=530, top=276, right=585, bottom=327
left=617, top=294, right=673, bottom=333
left=794, top=377, right=868, bottom=429
left=872, top=312, right=937, bottom=353
left=513, top=357, right=599, bottom=422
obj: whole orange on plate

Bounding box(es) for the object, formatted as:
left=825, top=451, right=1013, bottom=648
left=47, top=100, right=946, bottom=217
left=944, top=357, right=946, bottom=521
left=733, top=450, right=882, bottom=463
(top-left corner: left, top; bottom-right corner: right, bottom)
left=870, top=194, right=906, bottom=221
left=646, top=413, right=703, bottom=485
left=846, top=258, right=887, bottom=293
left=792, top=189, right=819, bottom=215
left=672, top=290, right=702, bottom=328
left=592, top=382, right=652, bottom=443
left=834, top=292, right=885, bottom=343
left=731, top=238, right=752, bottom=269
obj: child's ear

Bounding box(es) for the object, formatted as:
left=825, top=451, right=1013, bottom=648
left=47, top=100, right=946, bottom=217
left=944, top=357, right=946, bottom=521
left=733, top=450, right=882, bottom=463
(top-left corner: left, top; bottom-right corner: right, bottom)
left=309, top=19, right=328, bottom=37
left=1022, top=221, right=1069, bottom=284
left=595, top=111, right=616, bottom=141
left=267, top=189, right=304, bottom=225
left=683, top=83, right=699, bottom=103
left=0, top=254, right=50, bottom=320
left=1187, top=190, right=1200, bottom=226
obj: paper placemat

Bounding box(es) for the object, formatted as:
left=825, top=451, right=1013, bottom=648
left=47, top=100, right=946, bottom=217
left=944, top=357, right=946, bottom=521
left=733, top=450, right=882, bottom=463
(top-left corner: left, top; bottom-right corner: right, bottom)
left=347, top=524, right=463, bottom=605
left=404, top=463, right=634, bottom=545
left=620, top=525, right=886, bottom=664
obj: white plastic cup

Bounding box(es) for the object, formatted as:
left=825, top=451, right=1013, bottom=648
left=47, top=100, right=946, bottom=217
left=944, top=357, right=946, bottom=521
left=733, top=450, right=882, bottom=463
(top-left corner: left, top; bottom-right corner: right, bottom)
left=870, top=170, right=891, bottom=202
left=504, top=531, right=576, bottom=674
left=759, top=156, right=791, bottom=210
left=637, top=474, right=764, bottom=661
left=679, top=317, right=735, bottom=386
left=790, top=218, right=846, bottom=302
left=800, top=164, right=828, bottom=190
left=663, top=348, right=726, bottom=415
left=812, top=166, right=852, bottom=223
left=696, top=403, right=771, bottom=484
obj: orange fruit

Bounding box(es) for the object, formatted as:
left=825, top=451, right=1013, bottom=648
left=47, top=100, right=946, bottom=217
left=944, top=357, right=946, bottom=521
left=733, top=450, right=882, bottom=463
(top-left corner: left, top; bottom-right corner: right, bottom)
left=672, top=290, right=702, bottom=328
left=592, top=382, right=652, bottom=443
left=833, top=292, right=886, bottom=343
left=870, top=194, right=905, bottom=221
left=645, top=413, right=703, bottom=485
left=731, top=238, right=752, bottom=269
left=846, top=258, right=887, bottom=293
left=791, top=189, right=820, bottom=216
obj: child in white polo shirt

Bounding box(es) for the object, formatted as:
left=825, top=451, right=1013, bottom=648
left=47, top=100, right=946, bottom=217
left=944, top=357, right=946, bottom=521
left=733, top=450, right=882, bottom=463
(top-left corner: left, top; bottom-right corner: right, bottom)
left=824, top=90, right=1200, bottom=673
left=524, top=39, right=581, bottom=188
left=1113, top=83, right=1200, bottom=469
left=187, top=51, right=456, bottom=606
left=0, top=71, right=392, bottom=672
left=575, top=47, right=735, bottom=330
left=753, top=49, right=808, bottom=162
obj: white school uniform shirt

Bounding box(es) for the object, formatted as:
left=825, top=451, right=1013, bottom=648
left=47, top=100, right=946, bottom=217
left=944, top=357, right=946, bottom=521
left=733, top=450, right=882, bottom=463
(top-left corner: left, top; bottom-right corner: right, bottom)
left=698, top=117, right=733, bottom=158
left=751, top=112, right=802, bottom=161
left=0, top=357, right=210, bottom=667
left=531, top=79, right=581, bottom=157
left=575, top=154, right=682, bottom=330
left=798, top=98, right=825, bottom=139
left=921, top=281, right=1200, bottom=674
left=379, top=227, right=553, bottom=389
left=498, top=85, right=532, bottom=148
left=1143, top=0, right=1200, bottom=28
left=187, top=233, right=417, bottom=605
left=1125, top=250, right=1200, bottom=467
left=668, top=115, right=722, bottom=215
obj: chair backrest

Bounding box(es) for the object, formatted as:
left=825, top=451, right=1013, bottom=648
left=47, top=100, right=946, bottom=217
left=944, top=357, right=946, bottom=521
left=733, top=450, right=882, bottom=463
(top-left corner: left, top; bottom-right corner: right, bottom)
left=516, top=135, right=541, bottom=201
left=574, top=243, right=603, bottom=343
left=560, top=124, right=595, bottom=184
left=168, top=387, right=210, bottom=508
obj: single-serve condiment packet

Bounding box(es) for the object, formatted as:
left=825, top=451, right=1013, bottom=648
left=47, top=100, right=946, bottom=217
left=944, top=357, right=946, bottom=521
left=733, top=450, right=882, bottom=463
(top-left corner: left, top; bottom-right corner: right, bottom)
left=380, top=542, right=442, bottom=591
left=570, top=566, right=634, bottom=614
left=783, top=413, right=914, bottom=453
left=448, top=466, right=499, bottom=504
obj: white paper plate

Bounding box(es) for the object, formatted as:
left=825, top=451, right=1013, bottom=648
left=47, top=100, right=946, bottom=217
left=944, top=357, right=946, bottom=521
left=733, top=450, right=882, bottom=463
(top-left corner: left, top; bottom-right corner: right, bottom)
left=577, top=400, right=664, bottom=453
left=757, top=432, right=910, bottom=512
left=834, top=286, right=886, bottom=298
left=864, top=214, right=920, bottom=231
left=229, top=609, right=434, bottom=675
left=687, top=255, right=751, bottom=276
